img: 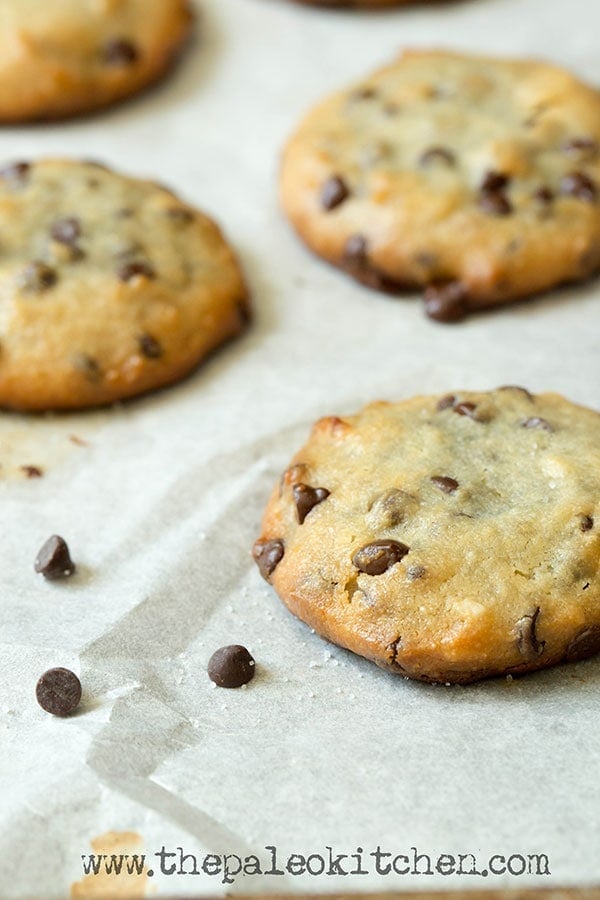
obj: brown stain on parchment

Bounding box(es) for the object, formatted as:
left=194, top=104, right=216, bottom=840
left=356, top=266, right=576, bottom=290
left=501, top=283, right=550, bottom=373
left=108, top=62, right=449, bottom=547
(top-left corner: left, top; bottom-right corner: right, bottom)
left=71, top=831, right=150, bottom=898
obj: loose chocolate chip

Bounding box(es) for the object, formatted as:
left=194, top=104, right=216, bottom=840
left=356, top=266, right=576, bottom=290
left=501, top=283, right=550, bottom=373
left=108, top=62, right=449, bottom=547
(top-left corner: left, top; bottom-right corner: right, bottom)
left=36, top=667, right=82, bottom=717
left=321, top=175, right=350, bottom=211
left=252, top=538, right=284, bottom=581
left=565, top=626, right=600, bottom=662
left=423, top=281, right=469, bottom=322
left=19, top=261, right=57, bottom=293
left=533, top=186, right=554, bottom=205
left=480, top=171, right=510, bottom=193
left=437, top=394, right=456, bottom=411
left=521, top=417, right=553, bottom=432
left=454, top=402, right=478, bottom=419
left=562, top=137, right=598, bottom=159
left=431, top=475, right=459, bottom=494
left=580, top=515, right=594, bottom=532
left=103, top=38, right=139, bottom=65
left=479, top=191, right=512, bottom=216
left=419, top=146, right=456, bottom=167
left=517, top=607, right=545, bottom=657
left=21, top=465, right=43, bottom=478
left=73, top=354, right=102, bottom=383
left=117, top=261, right=156, bottom=282
left=560, top=172, right=597, bottom=202
left=352, top=540, right=409, bottom=576
left=34, top=535, right=75, bottom=580
left=293, top=484, right=330, bottom=524
left=207, top=645, right=256, bottom=689
left=498, top=385, right=534, bottom=400
left=51, top=217, right=81, bottom=245
left=0, top=161, right=30, bottom=183
left=138, top=334, right=162, bottom=359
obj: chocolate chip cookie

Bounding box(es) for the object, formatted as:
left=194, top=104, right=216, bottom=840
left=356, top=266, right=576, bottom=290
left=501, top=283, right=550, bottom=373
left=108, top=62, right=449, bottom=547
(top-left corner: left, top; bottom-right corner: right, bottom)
left=254, top=388, right=600, bottom=684
left=280, top=50, right=600, bottom=320
left=0, top=160, right=249, bottom=411
left=0, top=0, right=192, bottom=122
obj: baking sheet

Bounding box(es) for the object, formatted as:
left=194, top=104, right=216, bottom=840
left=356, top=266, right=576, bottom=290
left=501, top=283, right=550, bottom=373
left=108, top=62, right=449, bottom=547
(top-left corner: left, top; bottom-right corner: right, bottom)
left=0, top=0, right=599, bottom=896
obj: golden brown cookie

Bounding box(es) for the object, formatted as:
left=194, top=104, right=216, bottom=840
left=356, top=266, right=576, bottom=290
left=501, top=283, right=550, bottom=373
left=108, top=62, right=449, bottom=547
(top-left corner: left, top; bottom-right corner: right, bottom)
left=0, top=159, right=249, bottom=411
left=280, top=50, right=600, bottom=320
left=0, top=0, right=193, bottom=122
left=254, top=388, right=600, bottom=684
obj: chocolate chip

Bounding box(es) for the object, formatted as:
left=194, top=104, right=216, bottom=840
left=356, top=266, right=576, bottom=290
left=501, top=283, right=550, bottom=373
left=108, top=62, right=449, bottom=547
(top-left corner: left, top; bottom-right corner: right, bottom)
left=352, top=540, right=409, bottom=576
left=521, top=417, right=553, bottom=432
left=51, top=217, right=81, bottom=245
left=562, top=137, right=598, bottom=159
left=252, top=538, right=284, bottom=581
left=73, top=354, right=102, bottom=383
left=423, top=281, right=469, bottom=322
left=321, top=175, right=350, bottom=211
left=580, top=515, right=594, bottom=532
left=36, top=667, right=82, bottom=717
left=517, top=607, right=545, bottom=657
left=560, top=172, right=597, bottom=202
left=19, top=261, right=57, bottom=293
left=431, top=475, right=459, bottom=494
left=293, top=484, right=330, bottom=524
left=480, top=171, right=510, bottom=193
left=138, top=334, right=162, bottom=359
left=342, top=234, right=405, bottom=292
left=479, top=191, right=512, bottom=216
left=565, top=626, right=600, bottom=662
left=533, top=186, right=554, bottom=205
left=419, top=146, right=455, bottom=167
left=0, top=161, right=30, bottom=183
left=34, top=535, right=75, bottom=580
left=117, top=261, right=156, bottom=282
left=437, top=394, right=456, bottom=411
left=454, top=402, right=478, bottom=419
left=207, top=645, right=256, bottom=688
left=21, top=465, right=43, bottom=478
left=103, top=38, right=139, bottom=65
left=351, top=87, right=378, bottom=101
left=166, top=207, right=195, bottom=224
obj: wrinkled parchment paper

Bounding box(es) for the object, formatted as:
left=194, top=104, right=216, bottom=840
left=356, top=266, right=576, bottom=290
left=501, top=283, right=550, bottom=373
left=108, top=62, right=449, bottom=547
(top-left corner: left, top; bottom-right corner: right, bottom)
left=0, top=0, right=599, bottom=896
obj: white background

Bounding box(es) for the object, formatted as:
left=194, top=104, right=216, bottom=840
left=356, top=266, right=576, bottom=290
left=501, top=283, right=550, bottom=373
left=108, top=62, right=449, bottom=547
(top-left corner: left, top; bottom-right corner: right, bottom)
left=0, top=0, right=599, bottom=896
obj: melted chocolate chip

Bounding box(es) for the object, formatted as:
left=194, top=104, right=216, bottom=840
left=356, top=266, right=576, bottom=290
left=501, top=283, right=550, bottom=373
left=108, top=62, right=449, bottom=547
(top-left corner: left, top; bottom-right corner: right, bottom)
left=21, top=465, right=43, bottom=478
left=138, top=334, right=162, bottom=359
left=321, top=175, right=350, bottom=211
left=342, top=235, right=404, bottom=292
left=517, top=607, right=545, bottom=657
left=351, top=87, right=378, bottom=101
left=580, top=515, right=594, bottom=532
left=73, top=354, right=102, bottom=383
left=521, top=417, right=553, bottom=432
left=36, top=668, right=82, bottom=717
left=479, top=191, right=512, bottom=216
left=207, top=645, right=256, bottom=688
left=352, top=540, right=409, bottom=576
left=562, top=137, right=598, bottom=159
left=560, top=172, right=597, bottom=202
left=293, top=484, right=330, bottom=524
left=431, top=475, right=459, bottom=494
left=0, top=162, right=30, bottom=183
left=19, top=261, right=57, bottom=293
left=51, top=217, right=81, bottom=245
left=565, top=626, right=600, bottom=663
left=423, top=282, right=469, bottom=322
left=253, top=538, right=284, bottom=581
left=34, top=535, right=75, bottom=580
left=437, top=394, right=456, bottom=411
left=454, top=402, right=478, bottom=419
left=533, top=186, right=554, bottom=205
left=118, top=261, right=156, bottom=282
left=480, top=171, right=510, bottom=193
left=419, top=146, right=456, bottom=167
left=103, top=38, right=139, bottom=65
left=166, top=207, right=195, bottom=224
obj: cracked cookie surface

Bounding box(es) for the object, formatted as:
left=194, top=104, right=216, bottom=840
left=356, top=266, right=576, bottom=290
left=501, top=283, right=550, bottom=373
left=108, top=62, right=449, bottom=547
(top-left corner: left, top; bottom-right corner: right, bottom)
left=0, top=0, right=192, bottom=121
left=0, top=159, right=249, bottom=410
left=280, top=50, right=600, bottom=320
left=254, top=388, right=600, bottom=684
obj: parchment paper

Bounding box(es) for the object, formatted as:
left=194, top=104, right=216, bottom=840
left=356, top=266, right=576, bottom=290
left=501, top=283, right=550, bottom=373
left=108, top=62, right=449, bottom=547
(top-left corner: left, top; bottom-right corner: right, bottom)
left=0, top=0, right=599, bottom=896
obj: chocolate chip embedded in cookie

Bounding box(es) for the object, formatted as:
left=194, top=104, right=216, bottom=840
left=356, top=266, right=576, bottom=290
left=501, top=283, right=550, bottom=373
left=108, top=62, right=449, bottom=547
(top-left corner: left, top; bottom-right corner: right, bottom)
left=254, top=389, right=600, bottom=684
left=280, top=50, right=600, bottom=319
left=0, top=159, right=250, bottom=411
left=0, top=0, right=193, bottom=122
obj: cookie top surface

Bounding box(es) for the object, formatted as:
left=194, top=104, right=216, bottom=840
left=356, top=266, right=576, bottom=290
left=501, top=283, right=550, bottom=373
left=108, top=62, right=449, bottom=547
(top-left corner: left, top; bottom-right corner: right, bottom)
left=0, top=159, right=249, bottom=410
left=254, top=388, right=600, bottom=683
left=0, top=0, right=192, bottom=121
left=280, top=50, right=600, bottom=319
